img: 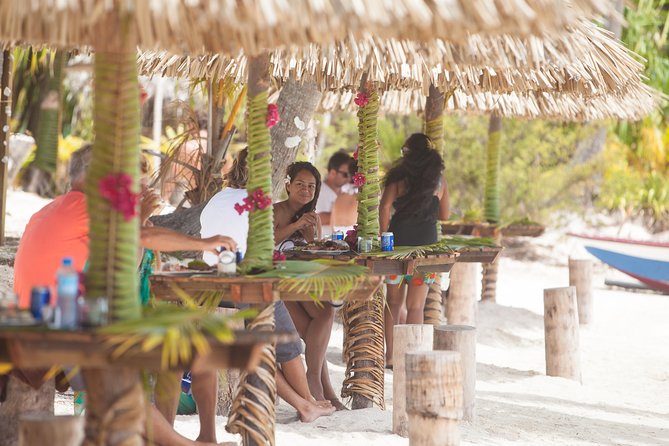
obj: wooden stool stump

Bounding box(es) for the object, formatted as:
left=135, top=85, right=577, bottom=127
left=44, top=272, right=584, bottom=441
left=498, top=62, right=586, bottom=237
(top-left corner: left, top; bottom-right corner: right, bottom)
left=392, top=324, right=433, bottom=437
left=18, top=414, right=83, bottom=446
left=544, top=286, right=581, bottom=382
left=446, top=263, right=477, bottom=325
left=434, top=325, right=476, bottom=422
left=406, top=351, right=463, bottom=446
left=568, top=258, right=594, bottom=325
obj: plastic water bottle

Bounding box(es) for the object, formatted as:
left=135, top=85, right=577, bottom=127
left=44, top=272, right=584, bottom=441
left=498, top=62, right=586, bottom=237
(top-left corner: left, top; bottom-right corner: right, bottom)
left=56, top=257, right=79, bottom=330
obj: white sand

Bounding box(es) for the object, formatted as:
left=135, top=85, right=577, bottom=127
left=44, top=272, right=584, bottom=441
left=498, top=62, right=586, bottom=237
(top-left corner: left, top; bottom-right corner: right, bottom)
left=5, top=190, right=669, bottom=445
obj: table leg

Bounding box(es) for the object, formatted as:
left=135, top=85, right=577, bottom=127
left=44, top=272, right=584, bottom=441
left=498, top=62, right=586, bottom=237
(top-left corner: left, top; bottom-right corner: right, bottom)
left=341, top=288, right=385, bottom=409
left=226, top=303, right=277, bottom=446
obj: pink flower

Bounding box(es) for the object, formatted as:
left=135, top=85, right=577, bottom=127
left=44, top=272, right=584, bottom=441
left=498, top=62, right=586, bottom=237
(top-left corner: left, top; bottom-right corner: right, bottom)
left=354, top=92, right=369, bottom=108
left=234, top=202, right=246, bottom=215
left=266, top=104, right=280, bottom=128
left=256, top=195, right=272, bottom=210
left=252, top=189, right=265, bottom=203
left=242, top=196, right=255, bottom=212
left=352, top=146, right=359, bottom=161
left=344, top=225, right=358, bottom=250
left=273, top=251, right=286, bottom=262
left=352, top=172, right=366, bottom=187
left=98, top=173, right=139, bottom=221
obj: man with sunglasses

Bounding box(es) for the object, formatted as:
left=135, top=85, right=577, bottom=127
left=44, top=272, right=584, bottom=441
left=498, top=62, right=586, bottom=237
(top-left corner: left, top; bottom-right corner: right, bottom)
left=315, top=150, right=353, bottom=236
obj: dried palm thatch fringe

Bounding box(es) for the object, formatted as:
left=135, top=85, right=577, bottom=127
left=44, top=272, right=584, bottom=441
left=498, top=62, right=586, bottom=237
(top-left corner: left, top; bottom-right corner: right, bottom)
left=0, top=0, right=613, bottom=55
left=424, top=278, right=444, bottom=326
left=341, top=289, right=386, bottom=409
left=137, top=19, right=645, bottom=102
left=226, top=304, right=277, bottom=446
left=320, top=83, right=663, bottom=122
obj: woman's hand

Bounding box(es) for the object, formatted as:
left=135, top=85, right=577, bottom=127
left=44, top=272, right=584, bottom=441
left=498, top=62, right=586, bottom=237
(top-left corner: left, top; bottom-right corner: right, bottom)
left=200, top=235, right=238, bottom=255
left=294, top=212, right=319, bottom=230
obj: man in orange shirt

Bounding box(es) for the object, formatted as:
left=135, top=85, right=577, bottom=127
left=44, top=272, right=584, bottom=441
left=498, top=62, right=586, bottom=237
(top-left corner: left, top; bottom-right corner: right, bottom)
left=14, top=144, right=91, bottom=309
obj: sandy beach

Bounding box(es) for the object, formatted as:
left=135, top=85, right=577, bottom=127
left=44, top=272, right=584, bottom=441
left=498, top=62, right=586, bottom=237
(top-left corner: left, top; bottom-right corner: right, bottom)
left=3, top=190, right=668, bottom=445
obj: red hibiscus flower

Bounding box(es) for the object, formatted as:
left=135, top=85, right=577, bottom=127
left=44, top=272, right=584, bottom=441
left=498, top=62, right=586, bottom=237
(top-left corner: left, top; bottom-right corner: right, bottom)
left=99, top=173, right=139, bottom=221
left=273, top=251, right=286, bottom=262
left=352, top=172, right=366, bottom=187
left=354, top=92, right=369, bottom=107
left=266, top=104, right=280, bottom=128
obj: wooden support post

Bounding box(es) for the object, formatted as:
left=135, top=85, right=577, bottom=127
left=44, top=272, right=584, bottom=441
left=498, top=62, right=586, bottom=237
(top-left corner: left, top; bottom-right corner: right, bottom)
left=406, top=351, right=463, bottom=446
left=82, top=367, right=145, bottom=446
left=392, top=324, right=433, bottom=437
left=0, top=49, right=12, bottom=246
left=446, top=263, right=477, bottom=325
left=18, top=415, right=83, bottom=446
left=434, top=325, right=476, bottom=422
left=543, top=287, right=581, bottom=382
left=568, top=258, right=593, bottom=325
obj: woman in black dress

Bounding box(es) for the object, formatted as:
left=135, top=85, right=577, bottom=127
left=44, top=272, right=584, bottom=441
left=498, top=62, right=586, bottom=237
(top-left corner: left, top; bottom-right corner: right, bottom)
left=380, top=133, right=450, bottom=367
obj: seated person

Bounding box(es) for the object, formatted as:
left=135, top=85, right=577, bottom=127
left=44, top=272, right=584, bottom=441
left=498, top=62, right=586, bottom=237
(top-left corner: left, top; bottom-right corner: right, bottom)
left=274, top=162, right=345, bottom=410
left=201, top=149, right=335, bottom=421
left=315, top=150, right=354, bottom=237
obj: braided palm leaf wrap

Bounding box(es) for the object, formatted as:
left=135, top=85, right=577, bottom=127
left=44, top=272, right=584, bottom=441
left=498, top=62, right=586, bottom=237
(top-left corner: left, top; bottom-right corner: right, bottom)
left=241, top=91, right=274, bottom=274
left=424, top=115, right=445, bottom=325
left=227, top=304, right=277, bottom=446
left=342, top=86, right=385, bottom=409
left=86, top=39, right=141, bottom=322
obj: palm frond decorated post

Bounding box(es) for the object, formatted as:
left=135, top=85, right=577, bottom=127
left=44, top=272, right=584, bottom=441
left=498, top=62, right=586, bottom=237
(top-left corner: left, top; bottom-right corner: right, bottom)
left=28, top=50, right=64, bottom=197
left=342, top=81, right=385, bottom=410
left=481, top=113, right=503, bottom=302
left=422, top=84, right=446, bottom=326
left=82, top=8, right=145, bottom=445
left=226, top=51, right=278, bottom=446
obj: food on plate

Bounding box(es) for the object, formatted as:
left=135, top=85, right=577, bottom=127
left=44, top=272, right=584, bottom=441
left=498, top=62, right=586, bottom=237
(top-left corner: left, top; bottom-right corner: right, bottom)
left=302, top=239, right=350, bottom=251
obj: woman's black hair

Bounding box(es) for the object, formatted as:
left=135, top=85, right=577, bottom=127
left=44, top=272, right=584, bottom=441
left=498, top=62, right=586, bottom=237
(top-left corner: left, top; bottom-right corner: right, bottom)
left=286, top=161, right=322, bottom=222
left=384, top=133, right=444, bottom=218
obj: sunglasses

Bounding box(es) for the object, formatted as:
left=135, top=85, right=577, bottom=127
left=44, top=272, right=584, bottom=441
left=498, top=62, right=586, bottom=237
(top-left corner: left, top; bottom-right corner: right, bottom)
left=337, top=170, right=351, bottom=178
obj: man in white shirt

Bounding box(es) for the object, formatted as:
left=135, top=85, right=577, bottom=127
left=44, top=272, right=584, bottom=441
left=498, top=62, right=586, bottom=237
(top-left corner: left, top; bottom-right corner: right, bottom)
left=315, top=151, right=353, bottom=235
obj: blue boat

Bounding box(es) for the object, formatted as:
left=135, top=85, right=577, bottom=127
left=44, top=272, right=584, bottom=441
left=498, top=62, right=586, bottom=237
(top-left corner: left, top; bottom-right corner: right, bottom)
left=570, top=234, right=669, bottom=294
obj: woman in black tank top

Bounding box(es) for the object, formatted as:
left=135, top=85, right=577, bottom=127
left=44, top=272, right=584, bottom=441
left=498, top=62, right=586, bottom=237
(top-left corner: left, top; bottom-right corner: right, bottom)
left=379, top=133, right=450, bottom=367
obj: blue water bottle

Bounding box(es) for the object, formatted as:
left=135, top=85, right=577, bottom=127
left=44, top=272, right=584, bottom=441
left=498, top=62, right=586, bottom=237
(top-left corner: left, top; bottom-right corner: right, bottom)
left=56, top=257, right=79, bottom=330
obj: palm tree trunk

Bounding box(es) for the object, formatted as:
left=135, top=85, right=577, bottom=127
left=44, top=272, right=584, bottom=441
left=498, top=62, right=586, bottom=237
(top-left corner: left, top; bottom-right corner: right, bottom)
left=270, top=79, right=321, bottom=198
left=481, top=114, right=502, bottom=302
left=83, top=8, right=145, bottom=445
left=0, top=50, right=11, bottom=246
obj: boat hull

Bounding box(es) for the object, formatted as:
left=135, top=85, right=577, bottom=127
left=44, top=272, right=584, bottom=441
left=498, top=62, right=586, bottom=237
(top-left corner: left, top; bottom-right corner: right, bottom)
left=570, top=234, right=669, bottom=294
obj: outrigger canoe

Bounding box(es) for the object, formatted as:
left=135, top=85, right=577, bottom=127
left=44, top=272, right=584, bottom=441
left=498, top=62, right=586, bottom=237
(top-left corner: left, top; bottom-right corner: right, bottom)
left=570, top=234, right=669, bottom=294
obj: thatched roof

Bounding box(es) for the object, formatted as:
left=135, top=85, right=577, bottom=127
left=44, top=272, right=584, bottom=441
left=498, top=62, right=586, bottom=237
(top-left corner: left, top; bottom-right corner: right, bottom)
left=318, top=83, right=662, bottom=122
left=137, top=19, right=648, bottom=101
left=0, top=0, right=614, bottom=55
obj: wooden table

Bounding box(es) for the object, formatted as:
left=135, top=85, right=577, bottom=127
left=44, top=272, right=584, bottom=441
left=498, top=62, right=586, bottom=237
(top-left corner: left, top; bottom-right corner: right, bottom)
left=454, top=246, right=502, bottom=264
left=442, top=222, right=545, bottom=238
left=0, top=328, right=294, bottom=373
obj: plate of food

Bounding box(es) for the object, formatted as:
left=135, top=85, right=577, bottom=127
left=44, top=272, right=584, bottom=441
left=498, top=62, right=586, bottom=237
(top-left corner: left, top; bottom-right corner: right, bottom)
left=298, top=239, right=351, bottom=255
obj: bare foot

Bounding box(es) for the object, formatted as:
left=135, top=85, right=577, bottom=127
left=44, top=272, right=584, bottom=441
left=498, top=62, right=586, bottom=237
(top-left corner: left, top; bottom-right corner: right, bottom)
left=313, top=399, right=333, bottom=409
left=329, top=399, right=348, bottom=411
left=299, top=401, right=336, bottom=423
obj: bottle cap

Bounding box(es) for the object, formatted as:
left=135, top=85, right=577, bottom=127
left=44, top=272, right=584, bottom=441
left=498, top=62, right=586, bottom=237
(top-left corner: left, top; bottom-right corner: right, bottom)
left=62, top=257, right=73, bottom=267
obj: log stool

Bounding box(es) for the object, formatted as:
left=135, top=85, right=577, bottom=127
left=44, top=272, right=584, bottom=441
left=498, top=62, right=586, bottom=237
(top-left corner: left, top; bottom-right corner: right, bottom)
left=446, top=263, right=477, bottom=325
left=568, top=258, right=594, bottom=325
left=392, top=324, right=433, bottom=437
left=544, top=286, right=581, bottom=382
left=18, top=414, right=83, bottom=446
left=434, top=325, right=476, bottom=421
left=406, top=351, right=463, bottom=446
